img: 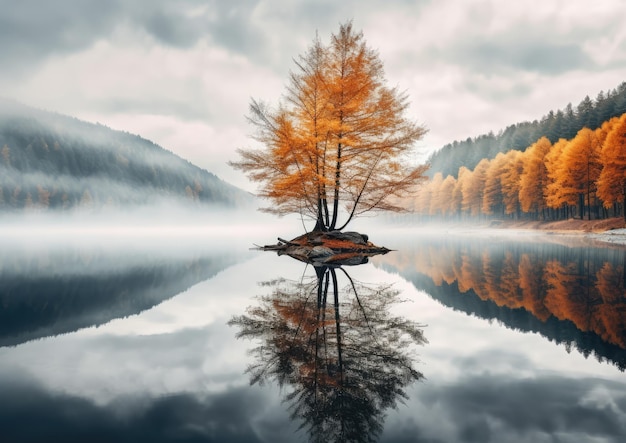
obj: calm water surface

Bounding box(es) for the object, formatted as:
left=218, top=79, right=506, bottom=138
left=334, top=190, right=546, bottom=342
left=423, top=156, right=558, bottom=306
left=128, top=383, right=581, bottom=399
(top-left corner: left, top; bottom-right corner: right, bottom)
left=1, top=228, right=625, bottom=442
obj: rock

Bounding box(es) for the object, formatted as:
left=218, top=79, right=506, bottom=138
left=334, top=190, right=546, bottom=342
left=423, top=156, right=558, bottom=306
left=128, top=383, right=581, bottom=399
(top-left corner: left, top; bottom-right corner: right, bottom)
left=324, top=231, right=368, bottom=245
left=310, top=246, right=334, bottom=258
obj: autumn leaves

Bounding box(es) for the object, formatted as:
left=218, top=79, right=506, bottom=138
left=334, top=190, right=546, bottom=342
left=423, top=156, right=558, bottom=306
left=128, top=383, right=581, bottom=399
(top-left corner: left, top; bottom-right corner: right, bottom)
left=231, top=23, right=427, bottom=231
left=413, top=113, right=626, bottom=221
left=231, top=22, right=626, bottom=227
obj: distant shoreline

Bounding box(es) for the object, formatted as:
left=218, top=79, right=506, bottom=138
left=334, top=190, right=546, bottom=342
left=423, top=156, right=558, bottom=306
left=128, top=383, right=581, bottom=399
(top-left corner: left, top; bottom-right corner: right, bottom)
left=496, top=217, right=625, bottom=234
left=391, top=217, right=626, bottom=247
left=496, top=217, right=626, bottom=247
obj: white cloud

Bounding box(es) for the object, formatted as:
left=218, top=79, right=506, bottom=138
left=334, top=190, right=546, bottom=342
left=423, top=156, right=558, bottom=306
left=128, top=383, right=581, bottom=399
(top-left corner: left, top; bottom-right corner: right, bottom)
left=2, top=0, right=626, bottom=189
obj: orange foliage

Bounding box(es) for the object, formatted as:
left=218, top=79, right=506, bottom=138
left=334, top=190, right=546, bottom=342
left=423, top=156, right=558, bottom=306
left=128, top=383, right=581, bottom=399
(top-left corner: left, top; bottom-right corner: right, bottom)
left=561, top=128, right=602, bottom=218
left=519, top=137, right=552, bottom=215
left=500, top=150, right=524, bottom=215
left=544, top=139, right=572, bottom=209
left=482, top=152, right=507, bottom=215
left=386, top=243, right=626, bottom=349
left=597, top=114, right=626, bottom=208
left=461, top=159, right=490, bottom=216
left=231, top=22, right=427, bottom=230
left=413, top=111, right=626, bottom=221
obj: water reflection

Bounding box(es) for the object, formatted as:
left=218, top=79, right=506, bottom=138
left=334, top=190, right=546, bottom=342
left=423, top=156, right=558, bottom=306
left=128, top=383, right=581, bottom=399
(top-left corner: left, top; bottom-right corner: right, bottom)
left=1, top=234, right=626, bottom=442
left=0, top=245, right=242, bottom=347
left=376, top=235, right=626, bottom=370
left=230, top=260, right=427, bottom=443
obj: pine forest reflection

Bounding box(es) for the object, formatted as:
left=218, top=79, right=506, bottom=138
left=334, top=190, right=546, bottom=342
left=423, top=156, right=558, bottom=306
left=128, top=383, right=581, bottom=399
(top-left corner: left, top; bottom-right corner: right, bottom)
left=377, top=236, right=626, bottom=370
left=229, top=261, right=427, bottom=443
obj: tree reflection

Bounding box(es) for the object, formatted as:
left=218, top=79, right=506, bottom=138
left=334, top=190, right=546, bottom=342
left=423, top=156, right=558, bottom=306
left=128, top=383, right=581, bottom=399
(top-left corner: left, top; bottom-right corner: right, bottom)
left=379, top=238, right=626, bottom=370
left=229, top=263, right=427, bottom=443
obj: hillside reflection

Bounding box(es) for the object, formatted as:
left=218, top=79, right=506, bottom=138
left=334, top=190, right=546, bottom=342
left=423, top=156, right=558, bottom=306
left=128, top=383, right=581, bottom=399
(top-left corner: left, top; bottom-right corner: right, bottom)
left=0, top=246, right=241, bottom=347
left=229, top=261, right=427, bottom=443
left=377, top=236, right=626, bottom=370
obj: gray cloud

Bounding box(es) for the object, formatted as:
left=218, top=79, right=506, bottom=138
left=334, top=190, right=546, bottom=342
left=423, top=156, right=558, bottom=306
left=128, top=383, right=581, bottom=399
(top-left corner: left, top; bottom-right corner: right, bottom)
left=140, top=9, right=205, bottom=48
left=413, top=5, right=626, bottom=78
left=450, top=41, right=591, bottom=75
left=2, top=365, right=624, bottom=442
left=0, top=1, right=120, bottom=67
left=0, top=375, right=273, bottom=443
left=0, top=0, right=263, bottom=78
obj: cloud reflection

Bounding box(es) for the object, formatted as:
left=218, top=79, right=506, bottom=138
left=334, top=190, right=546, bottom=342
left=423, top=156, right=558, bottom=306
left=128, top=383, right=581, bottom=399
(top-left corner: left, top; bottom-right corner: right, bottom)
left=381, top=373, right=626, bottom=443
left=0, top=374, right=273, bottom=443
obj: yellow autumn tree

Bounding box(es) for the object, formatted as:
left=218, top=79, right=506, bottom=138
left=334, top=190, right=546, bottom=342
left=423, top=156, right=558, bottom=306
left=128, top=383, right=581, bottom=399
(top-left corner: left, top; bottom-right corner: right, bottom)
left=518, top=137, right=552, bottom=218
left=560, top=127, right=602, bottom=219
left=482, top=152, right=507, bottom=216
left=597, top=113, right=626, bottom=218
left=461, top=158, right=490, bottom=217
left=231, top=22, right=428, bottom=231
left=449, top=173, right=463, bottom=219
left=439, top=175, right=458, bottom=216
left=499, top=150, right=524, bottom=217
left=544, top=138, right=573, bottom=215
left=455, top=166, right=472, bottom=218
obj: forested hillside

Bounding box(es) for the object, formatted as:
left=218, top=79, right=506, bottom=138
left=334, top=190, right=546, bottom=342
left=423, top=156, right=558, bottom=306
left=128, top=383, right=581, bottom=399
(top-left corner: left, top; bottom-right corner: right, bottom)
left=0, top=99, right=253, bottom=211
left=409, top=79, right=626, bottom=222
left=411, top=111, right=626, bottom=222
left=427, top=82, right=626, bottom=178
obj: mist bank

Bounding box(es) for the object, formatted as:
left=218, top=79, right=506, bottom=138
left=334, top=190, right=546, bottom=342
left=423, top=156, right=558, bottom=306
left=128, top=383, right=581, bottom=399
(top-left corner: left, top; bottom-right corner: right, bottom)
left=0, top=98, right=253, bottom=211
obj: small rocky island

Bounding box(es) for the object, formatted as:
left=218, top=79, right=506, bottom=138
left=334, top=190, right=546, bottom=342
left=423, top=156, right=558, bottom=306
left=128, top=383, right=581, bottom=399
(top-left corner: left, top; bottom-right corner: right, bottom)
left=258, top=231, right=391, bottom=266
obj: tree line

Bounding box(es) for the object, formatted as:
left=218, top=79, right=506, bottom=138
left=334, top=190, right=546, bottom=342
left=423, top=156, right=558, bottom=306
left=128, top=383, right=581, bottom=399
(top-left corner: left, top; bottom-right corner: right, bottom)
left=411, top=111, right=626, bottom=221
left=427, top=82, right=626, bottom=179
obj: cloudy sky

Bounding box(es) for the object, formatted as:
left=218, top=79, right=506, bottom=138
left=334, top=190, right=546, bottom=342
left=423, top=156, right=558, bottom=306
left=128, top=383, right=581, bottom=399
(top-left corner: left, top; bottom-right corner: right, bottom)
left=1, top=0, right=625, bottom=191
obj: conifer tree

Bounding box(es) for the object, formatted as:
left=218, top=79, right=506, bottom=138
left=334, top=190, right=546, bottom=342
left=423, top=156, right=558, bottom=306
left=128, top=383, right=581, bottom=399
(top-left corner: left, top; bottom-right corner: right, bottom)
left=597, top=114, right=626, bottom=218
left=231, top=22, right=427, bottom=231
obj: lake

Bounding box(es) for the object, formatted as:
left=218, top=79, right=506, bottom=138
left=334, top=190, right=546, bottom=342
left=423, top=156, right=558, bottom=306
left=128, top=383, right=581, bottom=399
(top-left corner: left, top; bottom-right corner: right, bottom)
left=1, top=225, right=625, bottom=442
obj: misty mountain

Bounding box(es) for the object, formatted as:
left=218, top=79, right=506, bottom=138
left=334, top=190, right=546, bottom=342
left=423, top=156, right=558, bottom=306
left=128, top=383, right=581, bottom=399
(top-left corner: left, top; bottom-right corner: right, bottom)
left=427, top=81, right=626, bottom=178
left=0, top=99, right=253, bottom=211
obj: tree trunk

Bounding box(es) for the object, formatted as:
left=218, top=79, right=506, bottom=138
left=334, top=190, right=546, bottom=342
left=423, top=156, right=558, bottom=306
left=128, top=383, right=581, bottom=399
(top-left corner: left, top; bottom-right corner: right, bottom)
left=622, top=180, right=626, bottom=221
left=579, top=193, right=584, bottom=219
left=330, top=141, right=342, bottom=230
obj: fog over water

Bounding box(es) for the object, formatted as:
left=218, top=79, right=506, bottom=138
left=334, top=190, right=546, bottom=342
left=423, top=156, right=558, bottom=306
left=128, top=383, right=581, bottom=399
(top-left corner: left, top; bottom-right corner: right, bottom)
left=0, top=204, right=305, bottom=246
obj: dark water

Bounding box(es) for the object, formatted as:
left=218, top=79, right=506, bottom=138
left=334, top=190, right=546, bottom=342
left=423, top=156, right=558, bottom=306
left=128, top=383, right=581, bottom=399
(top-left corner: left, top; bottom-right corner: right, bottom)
left=1, top=228, right=625, bottom=442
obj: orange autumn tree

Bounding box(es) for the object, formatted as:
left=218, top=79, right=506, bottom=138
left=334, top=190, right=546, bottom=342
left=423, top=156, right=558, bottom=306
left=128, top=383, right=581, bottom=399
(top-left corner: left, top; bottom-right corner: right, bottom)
left=439, top=174, right=458, bottom=217
left=461, top=158, right=490, bottom=217
left=560, top=128, right=603, bottom=219
left=598, top=113, right=626, bottom=218
left=500, top=150, right=524, bottom=218
left=518, top=137, right=552, bottom=218
left=544, top=138, right=573, bottom=216
left=482, top=152, right=508, bottom=216
left=231, top=23, right=427, bottom=231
